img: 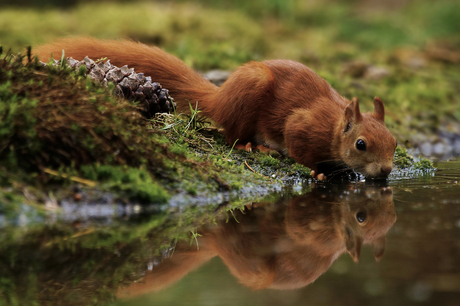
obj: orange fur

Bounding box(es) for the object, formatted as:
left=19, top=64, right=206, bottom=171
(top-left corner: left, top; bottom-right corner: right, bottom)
left=34, top=37, right=397, bottom=177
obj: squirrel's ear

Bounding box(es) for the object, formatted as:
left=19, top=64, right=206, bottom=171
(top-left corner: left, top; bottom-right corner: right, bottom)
left=373, top=235, right=386, bottom=262
left=345, top=226, right=363, bottom=262
left=373, top=97, right=385, bottom=122
left=343, top=97, right=362, bottom=133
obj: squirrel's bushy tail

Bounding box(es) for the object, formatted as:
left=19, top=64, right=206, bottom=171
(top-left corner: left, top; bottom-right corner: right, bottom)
left=34, top=37, right=219, bottom=118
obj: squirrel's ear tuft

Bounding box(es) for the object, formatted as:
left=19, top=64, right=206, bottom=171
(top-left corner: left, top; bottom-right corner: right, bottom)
left=343, top=97, right=362, bottom=133
left=373, top=97, right=385, bottom=122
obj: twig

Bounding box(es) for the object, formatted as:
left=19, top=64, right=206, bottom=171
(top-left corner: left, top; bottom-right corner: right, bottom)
left=244, top=160, right=272, bottom=181
left=44, top=168, right=97, bottom=187
left=201, top=137, right=214, bottom=149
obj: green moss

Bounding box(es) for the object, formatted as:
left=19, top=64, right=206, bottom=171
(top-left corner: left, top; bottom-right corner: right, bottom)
left=288, top=162, right=312, bottom=179
left=258, top=154, right=281, bottom=168
left=394, top=146, right=435, bottom=172
left=169, top=142, right=189, bottom=155
left=394, top=146, right=413, bottom=169
left=229, top=181, right=243, bottom=190
left=413, top=159, right=435, bottom=171
left=79, top=165, right=170, bottom=204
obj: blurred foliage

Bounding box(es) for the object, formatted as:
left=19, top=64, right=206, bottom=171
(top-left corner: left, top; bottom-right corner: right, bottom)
left=0, top=0, right=459, bottom=65
left=0, top=0, right=459, bottom=142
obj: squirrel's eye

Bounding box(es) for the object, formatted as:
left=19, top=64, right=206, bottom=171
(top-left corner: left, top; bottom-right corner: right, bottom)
left=356, top=139, right=366, bottom=151
left=356, top=211, right=367, bottom=223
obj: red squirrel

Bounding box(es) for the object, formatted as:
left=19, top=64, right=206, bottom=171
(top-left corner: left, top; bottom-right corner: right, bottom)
left=34, top=37, right=397, bottom=178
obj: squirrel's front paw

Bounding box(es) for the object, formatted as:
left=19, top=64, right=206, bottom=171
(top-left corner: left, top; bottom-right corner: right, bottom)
left=234, top=142, right=253, bottom=152
left=235, top=142, right=278, bottom=154
left=310, top=170, right=327, bottom=181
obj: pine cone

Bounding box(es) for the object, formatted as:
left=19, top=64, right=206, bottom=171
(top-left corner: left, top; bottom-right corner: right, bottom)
left=42, top=56, right=176, bottom=118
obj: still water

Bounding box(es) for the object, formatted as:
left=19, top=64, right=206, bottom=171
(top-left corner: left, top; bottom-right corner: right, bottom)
left=1, top=160, right=460, bottom=306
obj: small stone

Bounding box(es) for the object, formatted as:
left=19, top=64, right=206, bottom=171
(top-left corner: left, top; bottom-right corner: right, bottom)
left=364, top=66, right=390, bottom=80
left=454, top=139, right=460, bottom=155
left=342, top=60, right=369, bottom=78
left=203, top=70, right=231, bottom=85
left=406, top=56, right=426, bottom=69
left=433, top=142, right=445, bottom=155
left=391, top=48, right=427, bottom=68
left=419, top=142, right=432, bottom=156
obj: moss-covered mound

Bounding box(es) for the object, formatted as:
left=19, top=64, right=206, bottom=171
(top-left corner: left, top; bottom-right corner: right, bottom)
left=1, top=54, right=168, bottom=171
left=0, top=50, right=298, bottom=208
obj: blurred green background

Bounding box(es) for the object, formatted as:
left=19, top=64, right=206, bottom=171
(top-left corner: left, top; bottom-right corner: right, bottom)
left=1, top=0, right=460, bottom=143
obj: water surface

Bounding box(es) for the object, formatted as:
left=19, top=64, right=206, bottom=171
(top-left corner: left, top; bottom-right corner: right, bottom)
left=1, top=160, right=459, bottom=306
left=116, top=160, right=460, bottom=306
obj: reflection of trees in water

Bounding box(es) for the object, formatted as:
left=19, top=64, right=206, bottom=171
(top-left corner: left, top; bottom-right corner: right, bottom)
left=120, top=184, right=396, bottom=297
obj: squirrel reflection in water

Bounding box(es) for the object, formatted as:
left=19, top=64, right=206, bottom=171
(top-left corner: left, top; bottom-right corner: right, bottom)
left=118, top=185, right=396, bottom=297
